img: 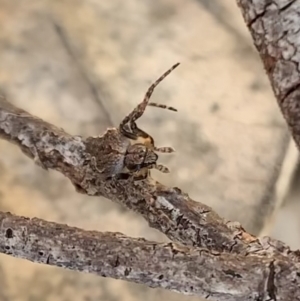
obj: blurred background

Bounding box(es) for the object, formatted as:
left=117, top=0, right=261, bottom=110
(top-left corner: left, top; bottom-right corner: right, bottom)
left=0, top=0, right=299, bottom=300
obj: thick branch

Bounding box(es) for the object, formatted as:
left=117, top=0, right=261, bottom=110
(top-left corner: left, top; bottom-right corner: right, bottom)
left=237, top=0, right=300, bottom=149
left=0, top=96, right=257, bottom=254
left=1, top=210, right=300, bottom=301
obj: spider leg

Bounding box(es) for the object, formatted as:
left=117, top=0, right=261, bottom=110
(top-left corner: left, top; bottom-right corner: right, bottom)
left=133, top=168, right=150, bottom=181
left=130, top=121, right=154, bottom=147
left=132, top=163, right=169, bottom=179
left=148, top=102, right=177, bottom=112
left=119, top=122, right=137, bottom=140
left=119, top=62, right=180, bottom=134
left=154, top=163, right=170, bottom=173
left=154, top=146, right=175, bottom=153
left=119, top=117, right=154, bottom=145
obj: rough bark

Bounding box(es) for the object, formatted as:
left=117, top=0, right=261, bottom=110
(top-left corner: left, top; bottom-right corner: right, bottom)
left=234, top=0, right=300, bottom=299
left=237, top=0, right=300, bottom=150
left=1, top=95, right=300, bottom=300
left=1, top=211, right=300, bottom=301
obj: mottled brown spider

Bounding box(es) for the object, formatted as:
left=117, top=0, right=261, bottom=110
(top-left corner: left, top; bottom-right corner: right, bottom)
left=86, top=63, right=179, bottom=180
left=118, top=62, right=179, bottom=179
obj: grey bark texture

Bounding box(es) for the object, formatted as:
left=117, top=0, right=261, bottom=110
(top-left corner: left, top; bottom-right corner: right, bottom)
left=0, top=211, right=300, bottom=301
left=237, top=0, right=300, bottom=149
left=1, top=97, right=300, bottom=301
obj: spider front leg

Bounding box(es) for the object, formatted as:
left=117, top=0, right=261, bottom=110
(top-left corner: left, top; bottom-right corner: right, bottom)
left=154, top=146, right=175, bottom=153
left=130, top=121, right=154, bottom=147
left=132, top=168, right=150, bottom=181
left=134, top=163, right=170, bottom=181
left=131, top=163, right=169, bottom=182
left=148, top=103, right=177, bottom=112
left=119, top=115, right=153, bottom=144
left=119, top=62, right=180, bottom=136
left=152, top=163, right=170, bottom=173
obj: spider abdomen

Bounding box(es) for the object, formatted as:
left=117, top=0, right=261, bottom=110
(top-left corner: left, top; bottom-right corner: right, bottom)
left=85, top=128, right=130, bottom=178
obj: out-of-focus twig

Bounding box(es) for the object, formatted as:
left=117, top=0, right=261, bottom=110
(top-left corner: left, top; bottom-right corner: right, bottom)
left=237, top=0, right=300, bottom=149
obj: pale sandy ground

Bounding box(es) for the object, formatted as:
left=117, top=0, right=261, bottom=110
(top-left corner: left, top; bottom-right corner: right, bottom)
left=0, top=1, right=299, bottom=301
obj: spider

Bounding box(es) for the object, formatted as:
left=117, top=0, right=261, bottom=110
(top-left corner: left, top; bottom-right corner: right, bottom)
left=118, top=62, right=180, bottom=179
left=86, top=63, right=180, bottom=181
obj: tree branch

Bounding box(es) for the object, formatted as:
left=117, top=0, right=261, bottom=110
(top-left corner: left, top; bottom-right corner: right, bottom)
left=1, top=210, right=300, bottom=301
left=237, top=0, right=300, bottom=149
left=0, top=96, right=259, bottom=254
